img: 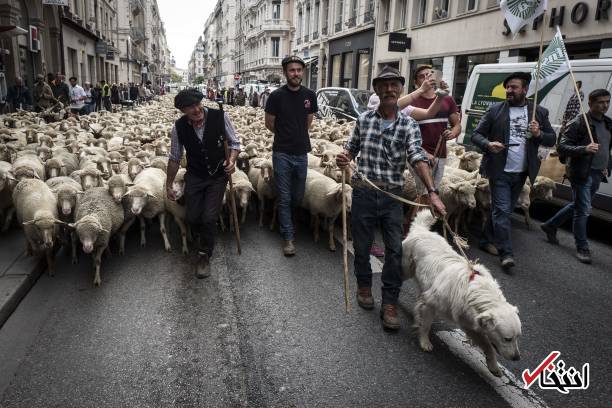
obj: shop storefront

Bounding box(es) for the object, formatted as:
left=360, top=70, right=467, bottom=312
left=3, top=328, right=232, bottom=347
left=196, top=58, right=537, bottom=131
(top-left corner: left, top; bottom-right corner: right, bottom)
left=328, top=29, right=374, bottom=90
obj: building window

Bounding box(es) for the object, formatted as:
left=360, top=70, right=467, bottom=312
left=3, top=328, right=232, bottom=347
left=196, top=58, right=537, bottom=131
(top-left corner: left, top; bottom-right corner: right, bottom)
left=306, top=5, right=311, bottom=37
left=322, top=0, right=329, bottom=33
left=364, top=0, right=374, bottom=22
left=380, top=0, right=390, bottom=32
left=314, top=1, right=320, bottom=33
left=458, top=0, right=479, bottom=14
left=297, top=8, right=303, bottom=39
left=414, top=0, right=428, bottom=25
left=433, top=0, right=450, bottom=21
left=272, top=1, right=281, bottom=19
left=348, top=0, right=358, bottom=27
left=357, top=50, right=370, bottom=90
left=395, top=0, right=408, bottom=29
left=332, top=54, right=342, bottom=86
left=342, top=52, right=353, bottom=88
left=335, top=0, right=344, bottom=33
left=271, top=37, right=280, bottom=57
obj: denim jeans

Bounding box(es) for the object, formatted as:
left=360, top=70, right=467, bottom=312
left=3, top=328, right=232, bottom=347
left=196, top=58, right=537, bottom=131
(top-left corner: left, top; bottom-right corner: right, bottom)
left=272, top=152, right=307, bottom=241
left=351, top=186, right=403, bottom=305
left=544, top=169, right=602, bottom=250
left=480, top=171, right=528, bottom=259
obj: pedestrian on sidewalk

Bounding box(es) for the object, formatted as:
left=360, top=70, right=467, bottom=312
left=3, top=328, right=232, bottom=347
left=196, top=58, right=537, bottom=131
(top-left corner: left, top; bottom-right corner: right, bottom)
left=471, top=72, right=556, bottom=272
left=166, top=89, right=240, bottom=278
left=32, top=74, right=57, bottom=112
left=264, top=55, right=318, bottom=256
left=68, top=76, right=87, bottom=115
left=541, top=89, right=611, bottom=264
left=259, top=87, right=271, bottom=110
left=336, top=65, right=446, bottom=331
left=83, top=82, right=94, bottom=114
left=235, top=87, right=246, bottom=106
left=6, top=77, right=32, bottom=111
left=101, top=80, right=112, bottom=111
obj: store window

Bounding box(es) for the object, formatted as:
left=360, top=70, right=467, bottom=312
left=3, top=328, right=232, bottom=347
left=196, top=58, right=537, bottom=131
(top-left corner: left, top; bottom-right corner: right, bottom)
left=342, top=52, right=353, bottom=88
left=357, top=50, right=370, bottom=90
left=433, top=0, right=450, bottom=20
left=414, top=0, right=427, bottom=25
left=453, top=52, right=499, bottom=105
left=458, top=0, right=479, bottom=14
left=332, top=54, right=342, bottom=86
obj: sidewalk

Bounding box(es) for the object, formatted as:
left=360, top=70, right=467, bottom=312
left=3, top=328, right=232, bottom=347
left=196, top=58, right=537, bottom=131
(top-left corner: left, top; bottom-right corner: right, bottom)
left=0, top=229, right=46, bottom=328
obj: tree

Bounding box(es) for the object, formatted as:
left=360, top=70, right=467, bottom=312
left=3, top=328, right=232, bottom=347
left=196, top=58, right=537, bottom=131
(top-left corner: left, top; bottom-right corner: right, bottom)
left=170, top=70, right=182, bottom=83
left=194, top=76, right=205, bottom=85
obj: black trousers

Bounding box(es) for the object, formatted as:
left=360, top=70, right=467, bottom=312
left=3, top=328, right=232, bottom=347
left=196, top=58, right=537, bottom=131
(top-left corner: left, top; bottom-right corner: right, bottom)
left=184, top=172, right=227, bottom=257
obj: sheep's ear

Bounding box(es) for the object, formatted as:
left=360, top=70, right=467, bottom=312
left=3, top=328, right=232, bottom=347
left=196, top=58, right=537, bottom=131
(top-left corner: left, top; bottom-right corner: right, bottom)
left=126, top=182, right=134, bottom=187
left=122, top=190, right=131, bottom=198
left=146, top=192, right=155, bottom=198
left=100, top=228, right=110, bottom=234
left=66, top=222, right=76, bottom=230
left=54, top=219, right=67, bottom=226
left=23, top=220, right=35, bottom=225
left=6, top=173, right=16, bottom=181
left=33, top=172, right=41, bottom=179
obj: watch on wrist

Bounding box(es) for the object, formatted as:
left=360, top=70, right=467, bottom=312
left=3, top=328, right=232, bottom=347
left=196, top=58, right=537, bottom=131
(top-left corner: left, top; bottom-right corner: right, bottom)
left=427, top=186, right=439, bottom=195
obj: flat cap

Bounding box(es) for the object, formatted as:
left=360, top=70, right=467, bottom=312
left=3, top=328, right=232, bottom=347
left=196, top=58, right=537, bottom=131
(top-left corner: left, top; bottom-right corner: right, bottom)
left=281, top=55, right=305, bottom=68
left=372, top=65, right=405, bottom=87
left=174, top=88, right=204, bottom=109
left=503, top=72, right=531, bottom=87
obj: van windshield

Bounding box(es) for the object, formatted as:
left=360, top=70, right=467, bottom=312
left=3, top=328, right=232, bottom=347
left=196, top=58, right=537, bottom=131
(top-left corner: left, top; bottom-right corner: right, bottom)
left=351, top=90, right=373, bottom=113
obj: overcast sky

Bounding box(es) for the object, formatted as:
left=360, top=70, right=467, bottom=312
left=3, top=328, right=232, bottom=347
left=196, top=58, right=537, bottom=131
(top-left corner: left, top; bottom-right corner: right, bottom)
left=157, top=0, right=216, bottom=70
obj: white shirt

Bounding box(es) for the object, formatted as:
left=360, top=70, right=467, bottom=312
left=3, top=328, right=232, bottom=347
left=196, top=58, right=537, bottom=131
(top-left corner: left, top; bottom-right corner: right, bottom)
left=69, top=85, right=87, bottom=110
left=504, top=105, right=528, bottom=173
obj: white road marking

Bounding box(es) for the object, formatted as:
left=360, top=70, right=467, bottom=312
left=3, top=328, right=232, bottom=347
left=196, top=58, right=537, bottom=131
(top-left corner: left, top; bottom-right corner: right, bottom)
left=436, top=329, right=550, bottom=408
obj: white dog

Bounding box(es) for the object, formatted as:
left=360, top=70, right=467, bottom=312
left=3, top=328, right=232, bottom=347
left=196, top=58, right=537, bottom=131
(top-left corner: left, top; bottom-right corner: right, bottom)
left=402, top=211, right=522, bottom=377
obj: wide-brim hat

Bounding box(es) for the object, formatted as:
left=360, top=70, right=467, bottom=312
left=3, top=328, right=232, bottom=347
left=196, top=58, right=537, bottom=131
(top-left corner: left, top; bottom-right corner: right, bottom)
left=372, top=65, right=405, bottom=87
left=174, top=88, right=204, bottom=109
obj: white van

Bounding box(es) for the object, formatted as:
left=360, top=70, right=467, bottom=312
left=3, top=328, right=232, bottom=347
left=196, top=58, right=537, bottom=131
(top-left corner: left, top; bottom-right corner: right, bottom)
left=460, top=59, right=612, bottom=213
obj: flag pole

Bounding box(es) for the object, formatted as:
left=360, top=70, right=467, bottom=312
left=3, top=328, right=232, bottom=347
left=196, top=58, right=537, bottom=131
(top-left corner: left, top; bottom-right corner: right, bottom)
left=565, top=54, right=595, bottom=144
left=531, top=12, right=548, bottom=124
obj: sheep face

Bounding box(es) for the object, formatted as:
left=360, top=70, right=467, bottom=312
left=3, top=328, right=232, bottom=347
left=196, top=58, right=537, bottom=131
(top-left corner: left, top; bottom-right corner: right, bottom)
left=23, top=217, right=60, bottom=250
left=78, top=170, right=103, bottom=190
left=14, top=166, right=41, bottom=181
left=235, top=185, right=254, bottom=209
left=56, top=188, right=81, bottom=216
left=73, top=216, right=106, bottom=254
left=128, top=159, right=145, bottom=180
left=171, top=179, right=185, bottom=200
left=259, top=165, right=273, bottom=183
left=45, top=159, right=64, bottom=179
left=37, top=146, right=52, bottom=162
left=124, top=189, right=152, bottom=215
left=155, top=144, right=168, bottom=156
left=517, top=185, right=531, bottom=211
left=534, top=177, right=555, bottom=201
left=452, top=182, right=477, bottom=209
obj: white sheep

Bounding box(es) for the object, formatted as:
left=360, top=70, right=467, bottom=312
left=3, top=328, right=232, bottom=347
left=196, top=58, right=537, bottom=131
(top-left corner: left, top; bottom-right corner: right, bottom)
left=11, top=152, right=45, bottom=181
left=248, top=158, right=277, bottom=230
left=71, top=187, right=125, bottom=286
left=0, top=161, right=17, bottom=231
left=226, top=169, right=255, bottom=226
left=439, top=179, right=477, bottom=236
left=44, top=150, right=79, bottom=178
left=164, top=168, right=189, bottom=254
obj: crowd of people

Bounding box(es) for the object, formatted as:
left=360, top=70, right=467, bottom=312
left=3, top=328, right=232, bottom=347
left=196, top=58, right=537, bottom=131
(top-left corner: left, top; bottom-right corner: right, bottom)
left=205, top=85, right=273, bottom=109
left=3, top=73, right=163, bottom=115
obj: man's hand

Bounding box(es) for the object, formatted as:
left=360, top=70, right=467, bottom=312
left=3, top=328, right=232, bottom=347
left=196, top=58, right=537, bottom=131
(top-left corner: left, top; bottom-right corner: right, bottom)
left=224, top=159, right=236, bottom=174
left=488, top=141, right=505, bottom=153
left=166, top=185, right=177, bottom=201
left=528, top=120, right=541, bottom=138
left=442, top=129, right=457, bottom=140
left=336, top=151, right=353, bottom=168
left=585, top=143, right=599, bottom=154
left=419, top=76, right=436, bottom=93
left=429, top=192, right=446, bottom=217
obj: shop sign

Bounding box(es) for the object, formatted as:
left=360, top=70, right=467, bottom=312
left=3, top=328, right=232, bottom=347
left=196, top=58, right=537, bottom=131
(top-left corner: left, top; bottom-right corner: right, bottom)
left=503, top=0, right=612, bottom=36
left=388, top=33, right=411, bottom=52
left=43, top=0, right=69, bottom=5
left=95, top=41, right=107, bottom=55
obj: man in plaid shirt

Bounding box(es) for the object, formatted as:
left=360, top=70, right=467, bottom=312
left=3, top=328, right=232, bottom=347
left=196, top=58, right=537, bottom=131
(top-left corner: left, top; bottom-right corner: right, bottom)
left=337, top=66, right=446, bottom=330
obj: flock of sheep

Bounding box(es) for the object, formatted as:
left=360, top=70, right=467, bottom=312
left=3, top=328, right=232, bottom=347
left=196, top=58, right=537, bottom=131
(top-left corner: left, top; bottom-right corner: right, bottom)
left=0, top=96, right=557, bottom=286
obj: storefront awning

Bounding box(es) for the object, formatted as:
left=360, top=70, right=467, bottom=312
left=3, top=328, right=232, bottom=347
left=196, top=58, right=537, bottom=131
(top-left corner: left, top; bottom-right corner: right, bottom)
left=303, top=56, right=319, bottom=66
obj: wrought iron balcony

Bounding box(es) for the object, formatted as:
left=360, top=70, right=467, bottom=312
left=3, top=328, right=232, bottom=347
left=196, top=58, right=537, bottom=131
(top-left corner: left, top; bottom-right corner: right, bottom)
left=335, top=22, right=342, bottom=32
left=347, top=16, right=356, bottom=27
left=321, top=26, right=328, bottom=35
left=364, top=10, right=374, bottom=22
left=312, top=31, right=319, bottom=40
left=304, top=34, right=309, bottom=42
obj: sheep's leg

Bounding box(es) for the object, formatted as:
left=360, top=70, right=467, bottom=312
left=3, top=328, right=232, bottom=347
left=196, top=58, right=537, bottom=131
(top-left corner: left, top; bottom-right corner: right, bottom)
left=93, top=245, right=105, bottom=286
left=1, top=207, right=15, bottom=232
left=159, top=213, right=171, bottom=252
left=313, top=214, right=320, bottom=242
left=241, top=205, right=247, bottom=224
left=186, top=225, right=194, bottom=243
left=258, top=196, right=265, bottom=227
left=71, top=231, right=78, bottom=264
left=46, top=247, right=55, bottom=277
left=524, top=210, right=532, bottom=229
left=139, top=215, right=146, bottom=248
left=269, top=200, right=277, bottom=231
left=173, top=215, right=189, bottom=255
left=25, top=239, right=33, bottom=256
left=328, top=217, right=336, bottom=252
left=119, top=217, right=136, bottom=255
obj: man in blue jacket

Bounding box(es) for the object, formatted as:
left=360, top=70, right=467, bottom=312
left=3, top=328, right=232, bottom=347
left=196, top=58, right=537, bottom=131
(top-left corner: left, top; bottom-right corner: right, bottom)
left=471, top=72, right=556, bottom=272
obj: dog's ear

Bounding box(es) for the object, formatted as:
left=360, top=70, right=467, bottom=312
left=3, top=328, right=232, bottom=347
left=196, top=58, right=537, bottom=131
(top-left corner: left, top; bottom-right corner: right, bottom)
left=477, top=312, right=496, bottom=330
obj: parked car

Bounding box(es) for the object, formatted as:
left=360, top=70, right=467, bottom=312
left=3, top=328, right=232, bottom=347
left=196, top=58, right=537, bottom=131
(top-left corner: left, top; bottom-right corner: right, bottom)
left=316, top=87, right=373, bottom=121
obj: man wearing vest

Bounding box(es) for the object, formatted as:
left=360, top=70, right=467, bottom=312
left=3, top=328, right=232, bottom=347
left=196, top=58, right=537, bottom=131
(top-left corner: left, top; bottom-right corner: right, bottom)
left=166, top=89, right=241, bottom=278
left=101, top=79, right=112, bottom=111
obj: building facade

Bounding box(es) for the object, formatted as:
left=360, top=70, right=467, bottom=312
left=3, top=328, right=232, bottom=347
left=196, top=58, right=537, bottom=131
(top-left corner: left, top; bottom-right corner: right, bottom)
left=188, top=36, right=205, bottom=82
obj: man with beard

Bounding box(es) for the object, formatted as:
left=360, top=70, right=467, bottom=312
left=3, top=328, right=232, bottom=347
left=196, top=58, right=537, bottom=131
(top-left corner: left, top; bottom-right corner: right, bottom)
left=471, top=72, right=555, bottom=272
left=336, top=65, right=446, bottom=330
left=264, top=56, right=318, bottom=256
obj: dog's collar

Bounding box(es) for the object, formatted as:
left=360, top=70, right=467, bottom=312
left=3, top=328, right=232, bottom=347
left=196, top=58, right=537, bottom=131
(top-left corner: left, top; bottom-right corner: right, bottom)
left=468, top=270, right=480, bottom=282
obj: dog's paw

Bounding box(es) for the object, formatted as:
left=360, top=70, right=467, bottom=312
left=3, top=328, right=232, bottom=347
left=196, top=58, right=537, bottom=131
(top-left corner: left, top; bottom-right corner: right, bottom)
left=419, top=338, right=434, bottom=352
left=487, top=362, right=502, bottom=377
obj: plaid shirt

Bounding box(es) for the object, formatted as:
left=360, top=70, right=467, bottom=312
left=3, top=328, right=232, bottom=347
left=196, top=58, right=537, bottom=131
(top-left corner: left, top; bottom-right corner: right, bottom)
left=345, top=108, right=428, bottom=186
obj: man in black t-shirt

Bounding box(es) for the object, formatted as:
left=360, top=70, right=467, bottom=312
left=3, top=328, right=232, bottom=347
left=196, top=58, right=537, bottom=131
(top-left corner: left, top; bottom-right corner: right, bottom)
left=265, top=55, right=318, bottom=256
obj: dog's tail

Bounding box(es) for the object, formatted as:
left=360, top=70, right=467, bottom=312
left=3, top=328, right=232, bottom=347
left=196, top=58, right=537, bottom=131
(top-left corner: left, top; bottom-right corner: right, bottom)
left=412, top=210, right=437, bottom=230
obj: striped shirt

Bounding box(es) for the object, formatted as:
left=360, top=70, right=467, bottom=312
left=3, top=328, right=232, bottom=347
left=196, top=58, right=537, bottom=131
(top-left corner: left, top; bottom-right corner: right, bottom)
left=345, top=108, right=428, bottom=186
left=168, top=108, right=240, bottom=163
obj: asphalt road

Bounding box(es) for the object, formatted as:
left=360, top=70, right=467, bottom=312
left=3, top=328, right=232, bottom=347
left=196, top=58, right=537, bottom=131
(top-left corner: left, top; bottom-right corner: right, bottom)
left=0, top=207, right=609, bottom=408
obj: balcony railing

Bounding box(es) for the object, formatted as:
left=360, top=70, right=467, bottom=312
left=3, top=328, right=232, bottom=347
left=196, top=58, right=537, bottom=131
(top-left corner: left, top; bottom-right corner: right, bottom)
left=244, top=57, right=283, bottom=69
left=303, top=34, right=309, bottom=42
left=364, top=10, right=374, bottom=22
left=130, top=0, right=144, bottom=15
left=131, top=27, right=146, bottom=43
left=347, top=16, right=356, bottom=27
left=321, top=26, right=327, bottom=35
left=312, top=31, right=319, bottom=40
left=297, top=37, right=302, bottom=45
left=335, top=22, right=342, bottom=32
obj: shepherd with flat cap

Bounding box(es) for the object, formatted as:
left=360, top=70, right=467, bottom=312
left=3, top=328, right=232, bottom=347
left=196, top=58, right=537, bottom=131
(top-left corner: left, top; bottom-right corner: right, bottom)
left=166, top=89, right=241, bottom=278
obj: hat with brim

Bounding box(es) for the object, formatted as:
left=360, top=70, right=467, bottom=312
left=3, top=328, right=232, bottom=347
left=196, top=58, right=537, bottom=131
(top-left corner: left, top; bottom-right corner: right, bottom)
left=174, top=88, right=204, bottom=109
left=503, top=72, right=531, bottom=88
left=372, top=65, right=405, bottom=87
left=282, top=55, right=306, bottom=68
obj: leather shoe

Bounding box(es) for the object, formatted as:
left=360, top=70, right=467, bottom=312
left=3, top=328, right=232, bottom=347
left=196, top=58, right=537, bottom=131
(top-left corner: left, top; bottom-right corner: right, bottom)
left=540, top=223, right=559, bottom=245
left=356, top=287, right=374, bottom=310
left=380, top=304, right=400, bottom=330
left=479, top=242, right=499, bottom=256
left=283, top=240, right=296, bottom=257
left=196, top=252, right=211, bottom=279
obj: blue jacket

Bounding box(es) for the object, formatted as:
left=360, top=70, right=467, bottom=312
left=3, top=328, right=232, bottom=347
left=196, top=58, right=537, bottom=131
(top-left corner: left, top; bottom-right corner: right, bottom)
left=471, top=101, right=556, bottom=184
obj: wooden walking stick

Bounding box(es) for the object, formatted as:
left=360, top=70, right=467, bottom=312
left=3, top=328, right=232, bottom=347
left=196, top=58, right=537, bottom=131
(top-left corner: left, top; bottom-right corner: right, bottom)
left=219, top=103, right=242, bottom=255
left=341, top=168, right=350, bottom=313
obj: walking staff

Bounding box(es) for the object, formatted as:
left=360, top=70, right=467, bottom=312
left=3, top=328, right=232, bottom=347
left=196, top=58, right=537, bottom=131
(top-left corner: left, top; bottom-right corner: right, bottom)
left=166, top=89, right=240, bottom=278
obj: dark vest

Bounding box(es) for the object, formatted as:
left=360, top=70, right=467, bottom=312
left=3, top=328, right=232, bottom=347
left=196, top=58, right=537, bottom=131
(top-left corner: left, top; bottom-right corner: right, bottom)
left=175, top=108, right=225, bottom=179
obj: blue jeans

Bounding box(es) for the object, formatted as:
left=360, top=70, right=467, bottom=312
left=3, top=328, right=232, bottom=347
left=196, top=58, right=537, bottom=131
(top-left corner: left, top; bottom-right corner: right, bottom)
left=272, top=152, right=307, bottom=241
left=480, top=171, right=528, bottom=259
left=351, top=186, right=403, bottom=305
left=544, top=169, right=602, bottom=250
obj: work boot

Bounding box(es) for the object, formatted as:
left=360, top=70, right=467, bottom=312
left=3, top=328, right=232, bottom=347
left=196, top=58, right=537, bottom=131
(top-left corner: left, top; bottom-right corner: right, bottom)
left=576, top=248, right=592, bottom=264
left=282, top=240, right=296, bottom=257
left=479, top=242, right=499, bottom=256
left=195, top=252, right=211, bottom=279
left=356, top=287, right=374, bottom=310
left=540, top=223, right=559, bottom=245
left=500, top=256, right=515, bottom=274
left=380, top=304, right=400, bottom=330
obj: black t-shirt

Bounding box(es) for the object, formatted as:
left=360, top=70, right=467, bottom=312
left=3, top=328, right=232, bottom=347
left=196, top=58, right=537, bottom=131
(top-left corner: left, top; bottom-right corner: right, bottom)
left=265, top=85, right=318, bottom=155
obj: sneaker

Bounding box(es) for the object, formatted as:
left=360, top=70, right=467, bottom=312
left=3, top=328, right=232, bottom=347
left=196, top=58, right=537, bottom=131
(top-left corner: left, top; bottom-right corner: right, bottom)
left=369, top=246, right=385, bottom=257
left=380, top=304, right=400, bottom=330
left=196, top=252, right=211, bottom=279
left=540, top=223, right=559, bottom=245
left=500, top=256, right=515, bottom=269
left=576, top=248, right=592, bottom=264
left=282, top=240, right=296, bottom=257
left=356, top=287, right=374, bottom=310
left=479, top=242, right=499, bottom=256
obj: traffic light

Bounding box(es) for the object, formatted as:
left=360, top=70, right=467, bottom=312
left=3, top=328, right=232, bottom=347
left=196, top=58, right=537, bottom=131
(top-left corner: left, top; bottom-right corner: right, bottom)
left=29, top=25, right=40, bottom=53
